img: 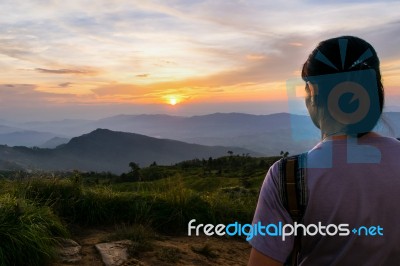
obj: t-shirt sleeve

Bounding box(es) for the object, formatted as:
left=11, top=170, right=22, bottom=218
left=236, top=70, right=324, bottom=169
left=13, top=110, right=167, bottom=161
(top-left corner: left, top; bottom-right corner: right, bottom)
left=248, top=161, right=295, bottom=263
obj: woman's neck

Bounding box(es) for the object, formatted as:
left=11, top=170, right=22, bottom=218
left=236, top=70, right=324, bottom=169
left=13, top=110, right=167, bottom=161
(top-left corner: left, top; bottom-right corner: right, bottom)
left=321, top=131, right=380, bottom=141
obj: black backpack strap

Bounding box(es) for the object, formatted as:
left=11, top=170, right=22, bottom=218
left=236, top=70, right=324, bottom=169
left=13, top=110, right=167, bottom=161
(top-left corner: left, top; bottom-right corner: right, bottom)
left=278, top=152, right=308, bottom=266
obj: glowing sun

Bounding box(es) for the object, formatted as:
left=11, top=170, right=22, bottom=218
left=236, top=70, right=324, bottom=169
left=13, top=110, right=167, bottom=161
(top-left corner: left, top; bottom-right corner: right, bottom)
left=169, top=97, right=178, bottom=105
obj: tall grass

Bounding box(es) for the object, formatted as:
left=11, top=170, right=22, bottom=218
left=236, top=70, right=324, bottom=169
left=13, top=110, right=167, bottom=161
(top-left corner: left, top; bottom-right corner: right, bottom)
left=0, top=194, right=68, bottom=266
left=150, top=177, right=213, bottom=232
left=20, top=178, right=154, bottom=225
left=21, top=178, right=83, bottom=222
left=7, top=175, right=258, bottom=230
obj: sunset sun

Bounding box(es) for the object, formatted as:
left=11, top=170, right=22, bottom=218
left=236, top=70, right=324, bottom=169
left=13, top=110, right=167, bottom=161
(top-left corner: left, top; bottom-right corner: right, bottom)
left=166, top=95, right=182, bottom=106
left=169, top=97, right=178, bottom=105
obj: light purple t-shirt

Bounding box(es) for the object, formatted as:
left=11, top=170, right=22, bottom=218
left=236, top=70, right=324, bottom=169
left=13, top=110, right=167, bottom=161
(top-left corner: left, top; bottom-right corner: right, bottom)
left=250, top=135, right=400, bottom=265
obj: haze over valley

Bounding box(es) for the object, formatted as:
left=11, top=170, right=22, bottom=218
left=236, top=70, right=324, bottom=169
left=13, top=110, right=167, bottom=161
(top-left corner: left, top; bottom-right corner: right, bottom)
left=0, top=112, right=398, bottom=173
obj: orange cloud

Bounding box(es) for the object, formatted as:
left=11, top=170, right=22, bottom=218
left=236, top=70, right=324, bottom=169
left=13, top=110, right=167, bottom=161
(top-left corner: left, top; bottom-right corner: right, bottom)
left=246, top=54, right=266, bottom=60
left=136, top=74, right=149, bottom=78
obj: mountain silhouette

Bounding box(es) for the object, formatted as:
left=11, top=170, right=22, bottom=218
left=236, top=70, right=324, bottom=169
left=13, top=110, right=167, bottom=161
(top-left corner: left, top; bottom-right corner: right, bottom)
left=0, top=129, right=260, bottom=173
left=1, top=112, right=398, bottom=155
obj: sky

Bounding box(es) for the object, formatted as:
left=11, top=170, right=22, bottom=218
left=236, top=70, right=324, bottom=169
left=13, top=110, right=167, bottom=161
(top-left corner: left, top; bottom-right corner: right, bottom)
left=1, top=0, right=400, bottom=121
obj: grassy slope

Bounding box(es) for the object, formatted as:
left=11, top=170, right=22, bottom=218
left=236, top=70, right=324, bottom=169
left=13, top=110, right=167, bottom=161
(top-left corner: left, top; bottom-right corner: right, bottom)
left=0, top=155, right=281, bottom=264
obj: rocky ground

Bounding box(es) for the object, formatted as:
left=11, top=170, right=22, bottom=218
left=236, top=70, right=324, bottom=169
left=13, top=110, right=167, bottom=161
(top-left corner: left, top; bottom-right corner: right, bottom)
left=53, top=227, right=252, bottom=266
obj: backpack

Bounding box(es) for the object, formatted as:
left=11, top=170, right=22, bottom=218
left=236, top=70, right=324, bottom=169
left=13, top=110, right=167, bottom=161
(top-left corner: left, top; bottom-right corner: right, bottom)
left=278, top=152, right=308, bottom=266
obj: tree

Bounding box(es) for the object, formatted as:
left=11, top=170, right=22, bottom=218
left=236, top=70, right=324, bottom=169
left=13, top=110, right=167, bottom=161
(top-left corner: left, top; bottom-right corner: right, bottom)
left=129, top=161, right=140, bottom=171
left=280, top=151, right=289, bottom=158
left=128, top=162, right=141, bottom=181
left=227, top=150, right=233, bottom=156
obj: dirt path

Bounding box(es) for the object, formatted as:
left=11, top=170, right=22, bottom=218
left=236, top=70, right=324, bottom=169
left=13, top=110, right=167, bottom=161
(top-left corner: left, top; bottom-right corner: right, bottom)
left=138, top=235, right=251, bottom=266
left=53, top=227, right=251, bottom=266
left=54, top=227, right=111, bottom=266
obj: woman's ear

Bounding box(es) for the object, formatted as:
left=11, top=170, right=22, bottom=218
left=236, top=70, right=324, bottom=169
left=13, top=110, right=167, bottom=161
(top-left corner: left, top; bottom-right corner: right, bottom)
left=305, top=82, right=321, bottom=130
left=307, top=82, right=318, bottom=106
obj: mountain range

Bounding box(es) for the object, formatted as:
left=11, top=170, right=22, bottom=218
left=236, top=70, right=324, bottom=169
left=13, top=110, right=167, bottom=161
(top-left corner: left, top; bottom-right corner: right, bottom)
left=0, top=112, right=399, bottom=173
left=0, top=113, right=322, bottom=153
left=0, top=129, right=258, bottom=174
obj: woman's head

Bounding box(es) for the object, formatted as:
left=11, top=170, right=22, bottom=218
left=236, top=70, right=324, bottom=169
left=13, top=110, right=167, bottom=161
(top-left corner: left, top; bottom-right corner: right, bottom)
left=301, top=36, right=384, bottom=137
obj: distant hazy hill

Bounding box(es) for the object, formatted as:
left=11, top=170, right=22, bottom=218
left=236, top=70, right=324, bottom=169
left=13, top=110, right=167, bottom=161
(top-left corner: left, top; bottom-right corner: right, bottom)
left=39, top=137, right=70, bottom=149
left=6, top=113, right=320, bottom=155
left=0, top=131, right=58, bottom=147
left=0, top=129, right=259, bottom=173
left=0, top=125, right=24, bottom=134
left=91, top=112, right=322, bottom=155
left=2, top=112, right=399, bottom=155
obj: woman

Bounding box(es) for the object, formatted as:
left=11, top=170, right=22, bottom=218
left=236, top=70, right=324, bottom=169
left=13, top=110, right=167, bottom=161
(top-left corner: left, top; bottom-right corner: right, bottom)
left=248, top=36, right=400, bottom=265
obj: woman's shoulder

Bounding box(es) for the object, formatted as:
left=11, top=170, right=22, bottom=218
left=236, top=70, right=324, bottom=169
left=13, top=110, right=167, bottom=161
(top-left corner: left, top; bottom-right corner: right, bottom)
left=358, top=134, right=400, bottom=148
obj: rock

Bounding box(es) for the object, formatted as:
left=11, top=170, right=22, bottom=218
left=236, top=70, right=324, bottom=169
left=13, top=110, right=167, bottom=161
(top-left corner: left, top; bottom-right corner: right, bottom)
left=95, top=240, right=133, bottom=266
left=57, top=238, right=82, bottom=263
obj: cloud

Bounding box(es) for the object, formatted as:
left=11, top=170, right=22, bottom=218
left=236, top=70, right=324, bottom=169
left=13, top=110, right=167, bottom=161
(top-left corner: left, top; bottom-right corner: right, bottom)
left=93, top=84, right=147, bottom=97
left=0, top=37, right=55, bottom=66
left=91, top=82, right=203, bottom=103
left=0, top=84, right=78, bottom=106
left=89, top=28, right=400, bottom=104
left=35, top=68, right=98, bottom=75
left=141, top=35, right=314, bottom=88
left=136, top=74, right=149, bottom=78
left=246, top=54, right=266, bottom=60
left=58, top=82, right=73, bottom=88
left=0, top=0, right=400, bottom=119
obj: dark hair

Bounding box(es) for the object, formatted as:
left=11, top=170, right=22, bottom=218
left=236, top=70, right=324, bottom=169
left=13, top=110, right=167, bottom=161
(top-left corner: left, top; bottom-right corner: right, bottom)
left=301, top=36, right=384, bottom=135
